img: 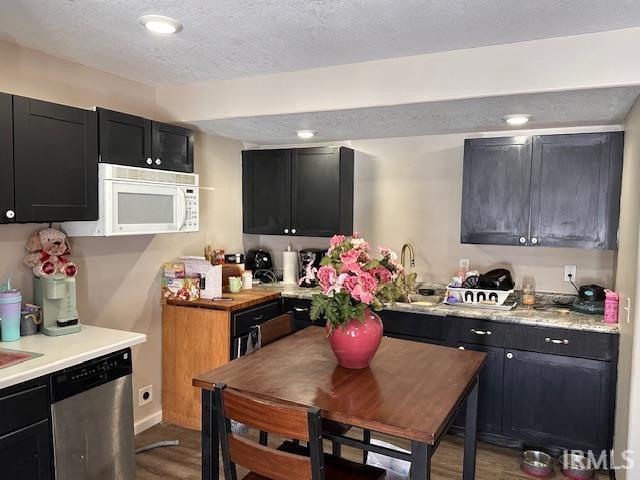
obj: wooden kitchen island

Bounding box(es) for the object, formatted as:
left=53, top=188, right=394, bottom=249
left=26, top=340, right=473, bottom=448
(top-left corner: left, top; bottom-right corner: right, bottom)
left=162, top=289, right=281, bottom=430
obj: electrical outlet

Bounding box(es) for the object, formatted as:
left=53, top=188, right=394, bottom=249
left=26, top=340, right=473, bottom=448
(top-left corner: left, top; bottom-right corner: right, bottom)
left=138, top=385, right=153, bottom=407
left=564, top=265, right=577, bottom=283
left=459, top=258, right=470, bottom=271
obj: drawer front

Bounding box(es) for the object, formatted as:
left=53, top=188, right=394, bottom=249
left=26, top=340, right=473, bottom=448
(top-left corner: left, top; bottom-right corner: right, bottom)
left=0, top=383, right=49, bottom=437
left=282, top=298, right=315, bottom=330
left=379, top=310, right=445, bottom=341
left=452, top=316, right=504, bottom=347
left=232, top=301, right=281, bottom=338
left=504, top=324, right=617, bottom=361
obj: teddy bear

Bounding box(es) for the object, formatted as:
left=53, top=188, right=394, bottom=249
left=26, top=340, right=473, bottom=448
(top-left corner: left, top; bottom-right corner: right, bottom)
left=23, top=228, right=77, bottom=278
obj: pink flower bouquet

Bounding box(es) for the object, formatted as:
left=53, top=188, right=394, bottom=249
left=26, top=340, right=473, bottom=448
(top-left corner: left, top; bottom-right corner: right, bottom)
left=301, top=233, right=413, bottom=331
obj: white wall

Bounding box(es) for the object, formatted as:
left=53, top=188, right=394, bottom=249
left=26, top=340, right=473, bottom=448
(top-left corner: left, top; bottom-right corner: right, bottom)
left=255, top=127, right=618, bottom=294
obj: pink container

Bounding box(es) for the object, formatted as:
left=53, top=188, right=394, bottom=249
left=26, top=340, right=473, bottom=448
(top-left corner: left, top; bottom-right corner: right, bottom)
left=326, top=309, right=383, bottom=369
left=604, top=290, right=619, bottom=324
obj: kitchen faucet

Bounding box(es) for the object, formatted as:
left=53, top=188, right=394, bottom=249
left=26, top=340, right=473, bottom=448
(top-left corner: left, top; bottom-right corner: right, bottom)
left=400, top=243, right=415, bottom=269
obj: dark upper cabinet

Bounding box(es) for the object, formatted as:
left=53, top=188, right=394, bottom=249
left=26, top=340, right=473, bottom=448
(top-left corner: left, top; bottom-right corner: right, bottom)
left=502, top=349, right=612, bottom=452
left=0, top=93, right=13, bottom=224
left=461, top=137, right=532, bottom=246
left=461, top=132, right=623, bottom=250
left=292, top=147, right=354, bottom=237
left=242, top=147, right=354, bottom=237
left=242, top=149, right=292, bottom=235
left=152, top=122, right=194, bottom=173
left=13, top=96, right=98, bottom=223
left=98, top=108, right=194, bottom=172
left=530, top=133, right=623, bottom=249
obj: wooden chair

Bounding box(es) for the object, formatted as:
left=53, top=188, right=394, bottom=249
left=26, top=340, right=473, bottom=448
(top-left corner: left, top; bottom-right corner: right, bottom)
left=250, top=315, right=353, bottom=456
left=214, top=384, right=385, bottom=480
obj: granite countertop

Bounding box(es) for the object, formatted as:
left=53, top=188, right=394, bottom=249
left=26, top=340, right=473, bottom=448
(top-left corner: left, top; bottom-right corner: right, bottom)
left=261, top=283, right=619, bottom=334
left=0, top=325, right=146, bottom=389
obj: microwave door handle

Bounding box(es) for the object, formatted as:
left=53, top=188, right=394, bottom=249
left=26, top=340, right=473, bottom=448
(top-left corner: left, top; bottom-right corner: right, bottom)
left=177, top=189, right=187, bottom=231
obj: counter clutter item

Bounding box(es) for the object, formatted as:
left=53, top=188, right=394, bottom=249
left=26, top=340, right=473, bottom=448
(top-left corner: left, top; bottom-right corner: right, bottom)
left=282, top=246, right=298, bottom=285
left=0, top=286, right=22, bottom=341
left=228, top=276, right=242, bottom=293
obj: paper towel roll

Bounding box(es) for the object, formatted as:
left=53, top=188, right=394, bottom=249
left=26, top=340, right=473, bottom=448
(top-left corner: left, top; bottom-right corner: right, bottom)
left=283, top=250, right=299, bottom=285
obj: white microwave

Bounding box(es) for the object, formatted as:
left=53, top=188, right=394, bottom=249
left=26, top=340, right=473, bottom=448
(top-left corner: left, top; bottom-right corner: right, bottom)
left=63, top=164, right=199, bottom=237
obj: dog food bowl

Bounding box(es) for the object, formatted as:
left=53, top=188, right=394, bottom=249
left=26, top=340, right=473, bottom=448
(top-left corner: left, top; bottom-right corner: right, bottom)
left=559, top=453, right=595, bottom=479
left=520, top=450, right=553, bottom=478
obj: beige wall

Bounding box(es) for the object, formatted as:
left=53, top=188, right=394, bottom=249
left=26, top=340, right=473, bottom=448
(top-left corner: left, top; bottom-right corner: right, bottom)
left=0, top=40, right=244, bottom=426
left=614, top=97, right=640, bottom=479
left=257, top=129, right=617, bottom=294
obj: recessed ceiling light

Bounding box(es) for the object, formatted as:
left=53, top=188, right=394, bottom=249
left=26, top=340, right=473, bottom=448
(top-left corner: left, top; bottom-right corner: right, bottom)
left=296, top=130, right=316, bottom=139
left=503, top=114, right=531, bottom=126
left=139, top=15, right=183, bottom=34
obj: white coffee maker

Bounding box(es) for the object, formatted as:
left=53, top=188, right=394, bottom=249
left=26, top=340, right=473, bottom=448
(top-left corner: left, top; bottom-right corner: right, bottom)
left=33, top=275, right=80, bottom=336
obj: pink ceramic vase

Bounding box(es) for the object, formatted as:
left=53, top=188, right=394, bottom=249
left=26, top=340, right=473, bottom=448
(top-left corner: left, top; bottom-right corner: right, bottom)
left=326, top=309, right=383, bottom=369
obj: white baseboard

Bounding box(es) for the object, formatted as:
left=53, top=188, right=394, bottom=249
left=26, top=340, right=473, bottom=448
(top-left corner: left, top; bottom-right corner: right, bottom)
left=134, top=410, right=163, bottom=435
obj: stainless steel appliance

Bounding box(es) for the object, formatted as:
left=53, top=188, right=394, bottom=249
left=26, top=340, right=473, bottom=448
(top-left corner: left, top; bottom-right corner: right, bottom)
left=299, top=248, right=326, bottom=288
left=51, top=349, right=135, bottom=480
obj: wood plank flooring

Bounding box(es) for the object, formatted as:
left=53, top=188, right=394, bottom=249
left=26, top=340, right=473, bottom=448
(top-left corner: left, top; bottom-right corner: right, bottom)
left=135, top=423, right=606, bottom=479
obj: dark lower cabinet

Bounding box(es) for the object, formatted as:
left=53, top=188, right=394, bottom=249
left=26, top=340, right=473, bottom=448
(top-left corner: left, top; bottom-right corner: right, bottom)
left=379, top=309, right=445, bottom=344
left=13, top=96, right=98, bottom=223
left=0, top=420, right=51, bottom=480
left=282, top=297, right=315, bottom=331
left=0, top=92, right=13, bottom=223
left=453, top=343, right=504, bottom=436
left=502, top=349, right=613, bottom=452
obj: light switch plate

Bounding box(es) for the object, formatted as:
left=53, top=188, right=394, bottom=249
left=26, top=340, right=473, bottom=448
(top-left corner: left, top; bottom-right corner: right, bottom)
left=459, top=258, right=470, bottom=271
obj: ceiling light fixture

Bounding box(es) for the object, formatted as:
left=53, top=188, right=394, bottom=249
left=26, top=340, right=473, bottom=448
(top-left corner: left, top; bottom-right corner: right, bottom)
left=139, top=15, right=183, bottom=34
left=296, top=130, right=316, bottom=139
left=503, top=114, right=531, bottom=126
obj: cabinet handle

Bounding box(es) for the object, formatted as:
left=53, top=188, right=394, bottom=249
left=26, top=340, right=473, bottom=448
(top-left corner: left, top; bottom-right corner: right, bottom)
left=506, top=352, right=513, bottom=359
left=531, top=237, right=539, bottom=245
left=291, top=228, right=297, bottom=234
left=294, top=307, right=309, bottom=312
left=5, top=210, right=15, bottom=219
left=470, top=328, right=491, bottom=336
left=458, top=346, right=465, bottom=350
left=284, top=228, right=289, bottom=234
left=155, top=158, right=162, bottom=165
left=519, top=236, right=526, bottom=244
left=146, top=157, right=153, bottom=165
left=545, top=337, right=569, bottom=345
left=252, top=315, right=264, bottom=321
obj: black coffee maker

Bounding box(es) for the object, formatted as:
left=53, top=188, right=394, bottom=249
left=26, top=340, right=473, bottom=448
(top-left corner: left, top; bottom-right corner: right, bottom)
left=299, top=248, right=327, bottom=288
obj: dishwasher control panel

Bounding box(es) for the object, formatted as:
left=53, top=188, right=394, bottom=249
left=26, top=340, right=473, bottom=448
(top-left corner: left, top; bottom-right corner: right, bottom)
left=51, top=348, right=132, bottom=403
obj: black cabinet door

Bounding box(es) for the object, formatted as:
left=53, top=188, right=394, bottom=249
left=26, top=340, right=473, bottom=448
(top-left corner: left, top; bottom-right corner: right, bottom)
left=291, top=147, right=344, bottom=237
left=502, top=349, right=612, bottom=451
left=461, top=137, right=532, bottom=246
left=151, top=122, right=194, bottom=172
left=529, top=133, right=623, bottom=249
left=0, top=420, right=52, bottom=480
left=13, top=97, right=98, bottom=223
left=98, top=108, right=152, bottom=168
left=0, top=93, right=13, bottom=224
left=242, top=149, right=292, bottom=235
left=453, top=343, right=504, bottom=435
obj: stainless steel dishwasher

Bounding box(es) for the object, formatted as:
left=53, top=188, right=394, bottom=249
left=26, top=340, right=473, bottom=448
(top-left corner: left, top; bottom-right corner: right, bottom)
left=50, top=348, right=135, bottom=480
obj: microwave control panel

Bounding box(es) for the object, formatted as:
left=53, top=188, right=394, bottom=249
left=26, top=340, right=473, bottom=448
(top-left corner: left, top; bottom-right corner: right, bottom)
left=184, top=188, right=199, bottom=230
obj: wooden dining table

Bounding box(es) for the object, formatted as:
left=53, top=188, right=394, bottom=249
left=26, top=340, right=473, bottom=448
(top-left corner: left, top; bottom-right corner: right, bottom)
left=193, top=327, right=486, bottom=480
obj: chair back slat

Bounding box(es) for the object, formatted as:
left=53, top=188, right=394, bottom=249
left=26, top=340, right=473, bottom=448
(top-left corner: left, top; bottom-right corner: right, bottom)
left=254, top=313, right=295, bottom=347
left=223, top=387, right=311, bottom=441
left=228, top=433, right=312, bottom=480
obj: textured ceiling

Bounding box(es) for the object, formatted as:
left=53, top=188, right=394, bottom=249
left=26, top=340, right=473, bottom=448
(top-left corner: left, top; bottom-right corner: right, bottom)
left=192, top=87, right=640, bottom=144
left=1, top=1, right=640, bottom=85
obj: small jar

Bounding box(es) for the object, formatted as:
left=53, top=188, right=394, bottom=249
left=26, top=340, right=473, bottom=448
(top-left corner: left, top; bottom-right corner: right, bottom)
left=522, top=284, right=536, bottom=306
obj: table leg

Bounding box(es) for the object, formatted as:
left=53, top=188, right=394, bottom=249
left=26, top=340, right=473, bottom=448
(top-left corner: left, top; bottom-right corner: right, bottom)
left=411, top=440, right=431, bottom=480
left=202, top=389, right=219, bottom=480
left=463, top=378, right=479, bottom=480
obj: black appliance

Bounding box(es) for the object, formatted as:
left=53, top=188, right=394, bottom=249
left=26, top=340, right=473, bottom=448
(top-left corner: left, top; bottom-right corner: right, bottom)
left=299, top=248, right=327, bottom=288
left=245, top=249, right=276, bottom=283
left=572, top=284, right=606, bottom=315
left=476, top=268, right=515, bottom=291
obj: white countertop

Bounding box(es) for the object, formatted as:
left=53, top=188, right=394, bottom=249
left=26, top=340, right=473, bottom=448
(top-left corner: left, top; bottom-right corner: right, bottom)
left=0, top=325, right=146, bottom=389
